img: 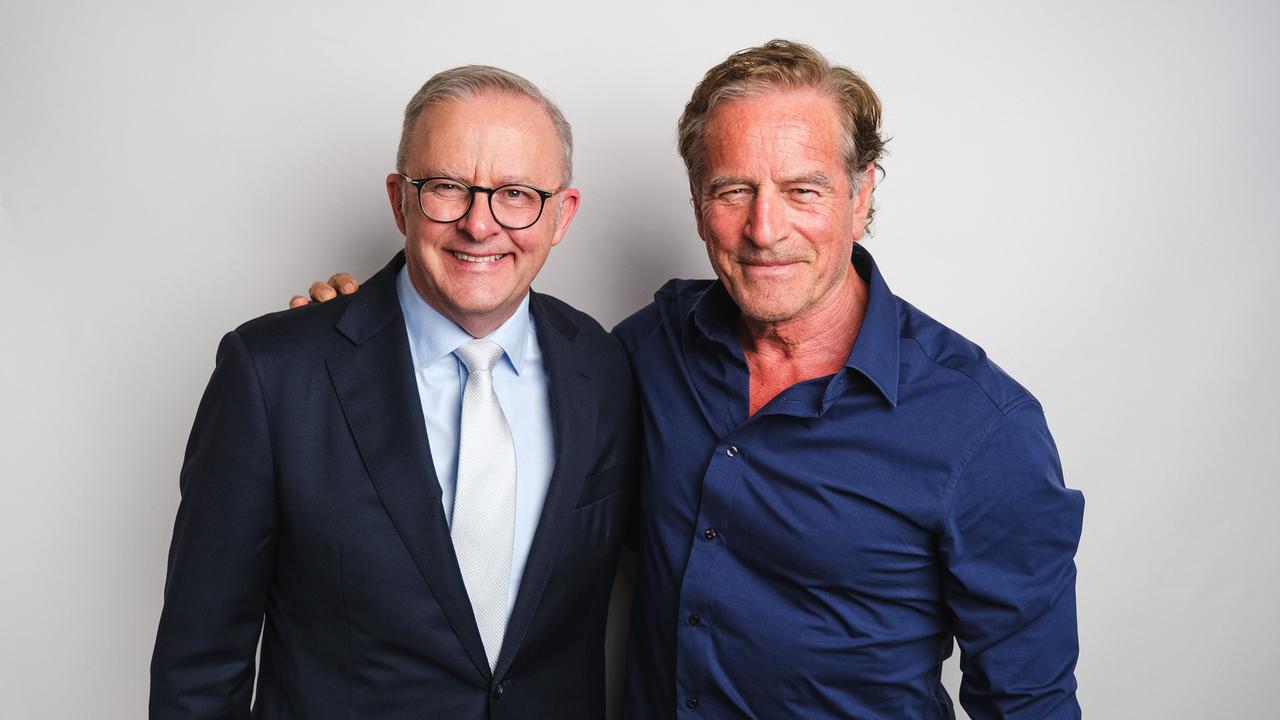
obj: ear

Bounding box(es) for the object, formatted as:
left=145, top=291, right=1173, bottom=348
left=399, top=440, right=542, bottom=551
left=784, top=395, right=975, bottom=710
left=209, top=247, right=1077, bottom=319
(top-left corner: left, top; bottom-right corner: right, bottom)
left=547, top=187, right=581, bottom=247
left=689, top=178, right=707, bottom=242
left=386, top=173, right=408, bottom=236
left=851, top=163, right=876, bottom=239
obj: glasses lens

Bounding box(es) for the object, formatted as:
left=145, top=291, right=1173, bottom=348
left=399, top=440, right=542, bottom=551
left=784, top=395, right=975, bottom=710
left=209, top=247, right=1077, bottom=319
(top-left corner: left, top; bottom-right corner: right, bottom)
left=419, top=179, right=472, bottom=222
left=491, top=185, right=544, bottom=229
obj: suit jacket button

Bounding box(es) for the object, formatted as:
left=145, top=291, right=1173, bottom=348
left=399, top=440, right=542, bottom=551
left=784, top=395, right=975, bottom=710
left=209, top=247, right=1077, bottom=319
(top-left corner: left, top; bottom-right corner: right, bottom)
left=493, top=682, right=505, bottom=699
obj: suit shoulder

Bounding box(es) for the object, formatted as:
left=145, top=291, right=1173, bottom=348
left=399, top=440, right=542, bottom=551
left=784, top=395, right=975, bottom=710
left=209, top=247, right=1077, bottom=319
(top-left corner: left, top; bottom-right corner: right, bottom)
left=531, top=292, right=628, bottom=365
left=533, top=292, right=607, bottom=336
left=897, top=299, right=1035, bottom=415
left=230, top=294, right=357, bottom=358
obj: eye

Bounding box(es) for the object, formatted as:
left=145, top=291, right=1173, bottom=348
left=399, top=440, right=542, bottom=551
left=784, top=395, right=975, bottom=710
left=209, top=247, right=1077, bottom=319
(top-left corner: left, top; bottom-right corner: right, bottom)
left=426, top=180, right=467, bottom=197
left=495, top=186, right=538, bottom=207
left=714, top=187, right=753, bottom=204
left=789, top=187, right=824, bottom=203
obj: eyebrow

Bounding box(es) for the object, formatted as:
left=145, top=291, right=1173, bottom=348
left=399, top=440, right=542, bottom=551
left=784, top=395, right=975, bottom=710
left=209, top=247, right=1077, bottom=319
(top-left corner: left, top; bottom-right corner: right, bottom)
left=785, top=173, right=835, bottom=188
left=705, top=173, right=836, bottom=192
left=705, top=176, right=754, bottom=193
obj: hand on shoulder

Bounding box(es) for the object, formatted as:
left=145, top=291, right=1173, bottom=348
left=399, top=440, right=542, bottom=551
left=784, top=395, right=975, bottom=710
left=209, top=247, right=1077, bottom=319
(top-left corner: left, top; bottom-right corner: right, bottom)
left=288, top=273, right=360, bottom=308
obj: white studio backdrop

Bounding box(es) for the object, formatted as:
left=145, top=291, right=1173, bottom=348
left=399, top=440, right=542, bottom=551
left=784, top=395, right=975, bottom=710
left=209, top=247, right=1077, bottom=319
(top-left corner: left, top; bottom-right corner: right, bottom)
left=2, top=1, right=1278, bottom=717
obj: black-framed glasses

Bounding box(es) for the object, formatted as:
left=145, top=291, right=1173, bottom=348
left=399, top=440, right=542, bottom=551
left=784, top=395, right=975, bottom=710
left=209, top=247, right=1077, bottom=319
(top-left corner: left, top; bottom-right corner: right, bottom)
left=398, top=174, right=560, bottom=230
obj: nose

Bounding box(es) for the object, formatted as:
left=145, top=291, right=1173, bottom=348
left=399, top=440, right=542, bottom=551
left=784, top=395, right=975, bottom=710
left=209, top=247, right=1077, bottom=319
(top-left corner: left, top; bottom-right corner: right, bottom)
left=455, top=188, right=500, bottom=241
left=744, top=188, right=786, bottom=248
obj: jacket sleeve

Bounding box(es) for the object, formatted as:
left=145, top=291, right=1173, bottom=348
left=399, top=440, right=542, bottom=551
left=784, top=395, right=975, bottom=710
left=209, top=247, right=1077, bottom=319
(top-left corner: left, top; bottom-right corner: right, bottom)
left=939, top=398, right=1085, bottom=719
left=150, top=330, right=278, bottom=719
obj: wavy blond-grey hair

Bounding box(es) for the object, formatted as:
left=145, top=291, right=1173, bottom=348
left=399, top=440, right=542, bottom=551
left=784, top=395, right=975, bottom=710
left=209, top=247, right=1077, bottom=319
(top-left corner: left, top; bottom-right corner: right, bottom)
left=678, top=40, right=887, bottom=228
left=396, top=65, right=573, bottom=187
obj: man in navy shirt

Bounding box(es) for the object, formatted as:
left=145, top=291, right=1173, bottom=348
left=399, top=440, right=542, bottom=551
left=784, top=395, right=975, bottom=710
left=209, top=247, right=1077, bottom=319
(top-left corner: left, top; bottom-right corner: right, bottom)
left=612, top=40, right=1084, bottom=718
left=304, top=40, right=1084, bottom=719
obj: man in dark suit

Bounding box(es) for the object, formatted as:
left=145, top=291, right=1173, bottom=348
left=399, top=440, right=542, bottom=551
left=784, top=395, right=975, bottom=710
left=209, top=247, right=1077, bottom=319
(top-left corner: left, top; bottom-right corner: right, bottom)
left=150, top=65, right=638, bottom=719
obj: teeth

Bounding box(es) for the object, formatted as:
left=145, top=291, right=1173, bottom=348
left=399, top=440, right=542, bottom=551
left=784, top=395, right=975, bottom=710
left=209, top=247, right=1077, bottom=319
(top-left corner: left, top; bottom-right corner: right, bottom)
left=452, top=252, right=506, bottom=263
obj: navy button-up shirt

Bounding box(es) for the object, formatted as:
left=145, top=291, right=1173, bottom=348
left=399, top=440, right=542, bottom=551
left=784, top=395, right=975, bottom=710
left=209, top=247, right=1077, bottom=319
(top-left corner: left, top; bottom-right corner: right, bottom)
left=615, top=246, right=1084, bottom=719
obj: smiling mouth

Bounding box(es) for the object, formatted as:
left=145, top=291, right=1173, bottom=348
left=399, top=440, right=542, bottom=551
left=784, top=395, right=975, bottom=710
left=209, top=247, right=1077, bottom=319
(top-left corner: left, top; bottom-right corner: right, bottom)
left=452, top=251, right=507, bottom=263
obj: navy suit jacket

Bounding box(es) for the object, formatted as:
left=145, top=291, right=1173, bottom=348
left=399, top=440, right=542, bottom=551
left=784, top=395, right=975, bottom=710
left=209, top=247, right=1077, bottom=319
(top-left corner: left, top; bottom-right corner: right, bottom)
left=151, top=253, right=639, bottom=719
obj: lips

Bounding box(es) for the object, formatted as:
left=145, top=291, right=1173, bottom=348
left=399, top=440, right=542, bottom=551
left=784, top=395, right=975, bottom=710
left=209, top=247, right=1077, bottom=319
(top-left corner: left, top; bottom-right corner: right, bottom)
left=451, top=251, right=507, bottom=263
left=741, top=259, right=799, bottom=270
left=738, top=254, right=803, bottom=267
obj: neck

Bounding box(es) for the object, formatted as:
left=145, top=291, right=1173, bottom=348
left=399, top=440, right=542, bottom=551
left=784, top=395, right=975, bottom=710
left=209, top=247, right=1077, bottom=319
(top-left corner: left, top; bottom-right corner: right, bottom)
left=452, top=313, right=510, bottom=340
left=736, top=268, right=868, bottom=415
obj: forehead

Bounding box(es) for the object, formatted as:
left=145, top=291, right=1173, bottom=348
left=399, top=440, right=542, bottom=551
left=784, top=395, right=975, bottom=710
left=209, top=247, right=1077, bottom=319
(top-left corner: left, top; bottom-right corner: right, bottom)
left=701, top=89, right=844, bottom=179
left=407, top=92, right=562, bottom=184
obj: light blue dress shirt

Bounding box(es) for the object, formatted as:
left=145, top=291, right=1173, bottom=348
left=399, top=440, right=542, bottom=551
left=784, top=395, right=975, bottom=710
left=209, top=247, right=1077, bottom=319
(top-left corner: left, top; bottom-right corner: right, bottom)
left=395, top=267, right=555, bottom=621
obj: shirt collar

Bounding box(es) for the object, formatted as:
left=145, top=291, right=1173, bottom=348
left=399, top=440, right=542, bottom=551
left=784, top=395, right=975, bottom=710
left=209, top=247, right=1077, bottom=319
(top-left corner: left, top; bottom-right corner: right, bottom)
left=396, top=265, right=532, bottom=375
left=687, top=243, right=900, bottom=408
left=689, top=275, right=740, bottom=344
left=844, top=243, right=900, bottom=408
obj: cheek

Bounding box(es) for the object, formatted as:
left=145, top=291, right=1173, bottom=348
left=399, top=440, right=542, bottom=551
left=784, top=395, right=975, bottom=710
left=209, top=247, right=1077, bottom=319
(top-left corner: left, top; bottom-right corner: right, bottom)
left=799, top=207, right=855, bottom=248
left=702, top=206, right=738, bottom=234
left=703, top=237, right=736, bottom=267
left=701, top=216, right=742, bottom=254
left=510, top=231, right=555, bottom=264
left=406, top=218, right=444, bottom=247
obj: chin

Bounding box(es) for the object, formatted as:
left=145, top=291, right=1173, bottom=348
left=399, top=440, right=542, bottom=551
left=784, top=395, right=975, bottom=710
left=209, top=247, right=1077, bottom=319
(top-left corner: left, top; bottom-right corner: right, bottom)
left=732, top=296, right=806, bottom=324
left=726, top=283, right=807, bottom=324
left=446, top=279, right=514, bottom=305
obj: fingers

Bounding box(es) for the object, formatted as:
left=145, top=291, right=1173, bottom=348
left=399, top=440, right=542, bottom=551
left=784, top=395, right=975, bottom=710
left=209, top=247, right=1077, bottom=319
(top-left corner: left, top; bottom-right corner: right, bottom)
left=291, top=273, right=359, bottom=308
left=309, top=281, right=337, bottom=303
left=329, top=273, right=358, bottom=295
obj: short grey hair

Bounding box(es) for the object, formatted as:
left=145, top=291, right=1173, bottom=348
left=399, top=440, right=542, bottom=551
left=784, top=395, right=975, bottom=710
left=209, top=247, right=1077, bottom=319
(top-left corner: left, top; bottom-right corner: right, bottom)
left=396, top=65, right=574, bottom=187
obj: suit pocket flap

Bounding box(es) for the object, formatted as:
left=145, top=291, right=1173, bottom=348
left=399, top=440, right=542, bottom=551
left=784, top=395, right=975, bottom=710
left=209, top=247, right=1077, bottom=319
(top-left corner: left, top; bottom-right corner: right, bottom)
left=574, top=465, right=632, bottom=509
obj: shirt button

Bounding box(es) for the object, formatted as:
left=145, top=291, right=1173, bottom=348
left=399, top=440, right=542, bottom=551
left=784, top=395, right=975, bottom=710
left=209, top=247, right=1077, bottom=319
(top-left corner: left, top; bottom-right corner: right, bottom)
left=492, top=682, right=505, bottom=699
left=687, top=613, right=701, bottom=626
left=703, top=528, right=718, bottom=540
left=726, top=445, right=739, bottom=457
left=686, top=697, right=700, bottom=709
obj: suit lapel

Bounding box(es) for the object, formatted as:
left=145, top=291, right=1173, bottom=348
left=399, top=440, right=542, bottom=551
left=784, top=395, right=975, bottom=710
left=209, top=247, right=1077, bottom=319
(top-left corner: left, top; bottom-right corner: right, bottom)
left=495, top=291, right=598, bottom=677
left=326, top=254, right=491, bottom=681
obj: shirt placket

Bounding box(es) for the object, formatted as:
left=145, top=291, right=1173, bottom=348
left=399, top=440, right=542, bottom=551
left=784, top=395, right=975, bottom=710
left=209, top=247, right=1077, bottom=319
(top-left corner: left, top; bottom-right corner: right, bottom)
left=673, top=432, right=745, bottom=718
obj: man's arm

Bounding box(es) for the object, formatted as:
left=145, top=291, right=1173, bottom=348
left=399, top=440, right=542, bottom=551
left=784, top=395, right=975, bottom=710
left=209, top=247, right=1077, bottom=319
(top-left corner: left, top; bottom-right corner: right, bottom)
left=150, top=331, right=278, bottom=718
left=939, top=398, right=1085, bottom=719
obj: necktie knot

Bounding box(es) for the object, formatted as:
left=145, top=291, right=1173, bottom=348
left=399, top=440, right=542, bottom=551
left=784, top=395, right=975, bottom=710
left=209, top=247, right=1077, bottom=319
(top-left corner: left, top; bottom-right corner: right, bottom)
left=455, top=338, right=503, bottom=375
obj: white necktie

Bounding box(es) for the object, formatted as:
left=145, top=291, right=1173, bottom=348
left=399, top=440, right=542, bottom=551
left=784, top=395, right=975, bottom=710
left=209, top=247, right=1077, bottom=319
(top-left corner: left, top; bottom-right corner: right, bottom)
left=451, top=338, right=517, bottom=671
